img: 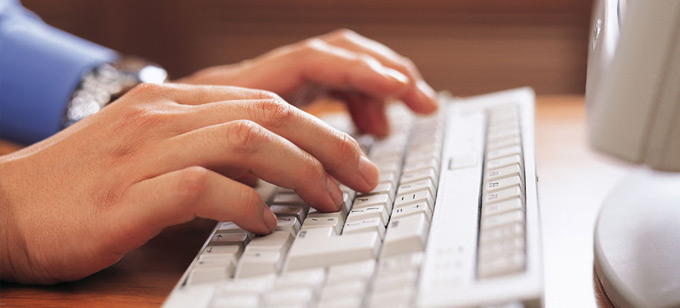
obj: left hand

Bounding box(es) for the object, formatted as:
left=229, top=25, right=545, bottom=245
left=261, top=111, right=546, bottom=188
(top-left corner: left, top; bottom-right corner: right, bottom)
left=180, top=29, right=438, bottom=137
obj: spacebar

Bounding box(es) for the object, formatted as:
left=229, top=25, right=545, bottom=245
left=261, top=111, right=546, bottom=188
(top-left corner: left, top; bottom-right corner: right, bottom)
left=284, top=229, right=380, bottom=272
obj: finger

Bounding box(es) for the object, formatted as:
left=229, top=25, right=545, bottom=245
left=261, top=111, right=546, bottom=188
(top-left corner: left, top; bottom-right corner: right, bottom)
left=235, top=173, right=260, bottom=187
left=128, top=82, right=279, bottom=106
left=364, top=97, right=390, bottom=138
left=182, top=99, right=379, bottom=193
left=322, top=29, right=438, bottom=114
left=163, top=120, right=344, bottom=211
left=255, top=39, right=410, bottom=100
left=117, top=166, right=277, bottom=251
left=333, top=91, right=389, bottom=137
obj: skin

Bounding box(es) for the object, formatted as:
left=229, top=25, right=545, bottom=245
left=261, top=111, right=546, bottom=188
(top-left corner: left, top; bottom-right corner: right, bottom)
left=0, top=29, right=437, bottom=284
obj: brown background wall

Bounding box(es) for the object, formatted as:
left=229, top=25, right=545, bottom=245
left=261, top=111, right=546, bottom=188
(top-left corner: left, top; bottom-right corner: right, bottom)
left=23, top=0, right=593, bottom=96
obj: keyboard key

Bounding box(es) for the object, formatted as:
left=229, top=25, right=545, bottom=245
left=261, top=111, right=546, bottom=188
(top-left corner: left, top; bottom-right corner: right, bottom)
left=317, top=296, right=363, bottom=308
left=483, top=186, right=524, bottom=206
left=482, top=197, right=523, bottom=216
left=245, top=231, right=294, bottom=254
left=486, top=164, right=523, bottom=182
left=320, top=280, right=367, bottom=301
left=377, top=252, right=423, bottom=277
left=261, top=287, right=314, bottom=306
left=373, top=269, right=418, bottom=293
left=486, top=154, right=523, bottom=170
left=481, top=210, right=524, bottom=230
left=369, top=182, right=396, bottom=199
left=201, top=245, right=242, bottom=260
left=477, top=251, right=525, bottom=278
left=403, top=158, right=439, bottom=174
left=375, top=161, right=401, bottom=174
left=285, top=231, right=380, bottom=272
left=308, top=207, right=348, bottom=222
left=391, top=202, right=432, bottom=222
left=368, top=287, right=414, bottom=308
left=399, top=168, right=438, bottom=186
left=216, top=222, right=247, bottom=233
left=378, top=170, right=398, bottom=186
left=394, top=189, right=434, bottom=210
left=486, top=145, right=522, bottom=160
left=485, top=175, right=523, bottom=192
left=346, top=205, right=390, bottom=226
left=326, top=260, right=376, bottom=284
left=342, top=217, right=386, bottom=239
left=478, top=237, right=525, bottom=260
left=487, top=135, right=521, bottom=150
left=487, top=128, right=521, bottom=143
left=353, top=193, right=391, bottom=210
left=235, top=250, right=284, bottom=278
left=210, top=232, right=251, bottom=247
left=396, top=178, right=436, bottom=198
left=301, top=216, right=343, bottom=235
left=270, top=205, right=307, bottom=222
left=218, top=274, right=275, bottom=295
left=272, top=193, right=306, bottom=205
left=210, top=294, right=259, bottom=308
left=479, top=223, right=524, bottom=244
left=274, top=217, right=301, bottom=236
left=382, top=213, right=430, bottom=258
left=188, top=264, right=234, bottom=285
left=273, top=268, right=325, bottom=290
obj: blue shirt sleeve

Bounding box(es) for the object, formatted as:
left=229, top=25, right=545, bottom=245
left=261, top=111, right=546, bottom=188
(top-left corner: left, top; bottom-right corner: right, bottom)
left=0, top=0, right=118, bottom=144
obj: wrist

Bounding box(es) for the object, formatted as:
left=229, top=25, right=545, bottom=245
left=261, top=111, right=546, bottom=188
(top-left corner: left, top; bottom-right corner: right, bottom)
left=63, top=57, right=168, bottom=127
left=0, top=156, right=22, bottom=283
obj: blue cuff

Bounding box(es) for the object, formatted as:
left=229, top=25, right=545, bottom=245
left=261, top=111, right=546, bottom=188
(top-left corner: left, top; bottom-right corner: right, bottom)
left=0, top=1, right=118, bottom=144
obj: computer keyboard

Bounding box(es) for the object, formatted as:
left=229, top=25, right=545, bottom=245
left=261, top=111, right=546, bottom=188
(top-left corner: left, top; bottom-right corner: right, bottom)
left=163, top=87, right=543, bottom=308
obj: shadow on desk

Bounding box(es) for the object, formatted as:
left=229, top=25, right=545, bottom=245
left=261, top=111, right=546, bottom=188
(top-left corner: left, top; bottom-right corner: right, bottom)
left=1, top=219, right=215, bottom=307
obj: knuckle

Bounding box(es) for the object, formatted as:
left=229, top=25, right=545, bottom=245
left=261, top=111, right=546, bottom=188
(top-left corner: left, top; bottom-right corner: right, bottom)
left=175, top=166, right=210, bottom=202
left=298, top=38, right=326, bottom=55
left=256, top=99, right=295, bottom=127
left=303, top=156, right=327, bottom=182
left=335, top=132, right=362, bottom=164
left=126, top=82, right=167, bottom=98
left=225, top=120, right=264, bottom=153
left=399, top=56, right=418, bottom=73
left=239, top=188, right=262, bottom=208
left=119, top=105, right=169, bottom=129
left=329, top=28, right=357, bottom=40
left=253, top=89, right=281, bottom=101
left=353, top=54, right=379, bottom=70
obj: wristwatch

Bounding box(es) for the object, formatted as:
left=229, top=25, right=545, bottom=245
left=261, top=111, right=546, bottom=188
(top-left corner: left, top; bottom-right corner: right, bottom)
left=62, top=57, right=168, bottom=127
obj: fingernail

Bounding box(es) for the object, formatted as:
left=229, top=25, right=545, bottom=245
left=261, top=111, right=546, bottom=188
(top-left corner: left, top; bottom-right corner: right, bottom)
left=263, top=206, right=277, bottom=232
left=383, top=67, right=409, bottom=85
left=417, top=80, right=438, bottom=108
left=358, top=156, right=379, bottom=190
left=326, top=175, right=344, bottom=209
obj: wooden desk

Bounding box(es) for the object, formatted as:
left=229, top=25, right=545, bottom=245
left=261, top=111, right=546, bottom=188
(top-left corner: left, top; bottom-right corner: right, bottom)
left=0, top=96, right=624, bottom=307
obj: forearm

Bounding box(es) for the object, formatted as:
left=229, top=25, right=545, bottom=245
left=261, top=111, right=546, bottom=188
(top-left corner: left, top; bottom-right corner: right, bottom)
left=0, top=1, right=117, bottom=145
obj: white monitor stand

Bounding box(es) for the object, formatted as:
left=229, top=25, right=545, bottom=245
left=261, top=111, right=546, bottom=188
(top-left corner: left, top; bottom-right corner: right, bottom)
left=594, top=169, right=680, bottom=308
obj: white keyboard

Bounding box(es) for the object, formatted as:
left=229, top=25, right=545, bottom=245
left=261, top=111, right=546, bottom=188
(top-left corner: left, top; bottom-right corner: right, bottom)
left=163, top=87, right=543, bottom=308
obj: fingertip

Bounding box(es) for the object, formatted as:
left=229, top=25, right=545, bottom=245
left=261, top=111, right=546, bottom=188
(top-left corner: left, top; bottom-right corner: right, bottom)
left=262, top=206, right=277, bottom=233
left=402, top=81, right=439, bottom=114
left=416, top=80, right=439, bottom=111
left=358, top=156, right=379, bottom=192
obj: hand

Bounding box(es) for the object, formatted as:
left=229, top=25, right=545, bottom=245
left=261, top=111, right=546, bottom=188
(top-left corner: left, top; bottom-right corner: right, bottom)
left=181, top=29, right=438, bottom=137
left=0, top=83, right=379, bottom=284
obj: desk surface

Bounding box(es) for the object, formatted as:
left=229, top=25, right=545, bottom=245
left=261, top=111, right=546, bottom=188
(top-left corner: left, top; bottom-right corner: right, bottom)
left=0, top=96, right=624, bottom=307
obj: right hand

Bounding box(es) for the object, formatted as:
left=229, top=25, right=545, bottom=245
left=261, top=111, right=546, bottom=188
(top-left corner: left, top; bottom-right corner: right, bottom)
left=0, top=83, right=379, bottom=284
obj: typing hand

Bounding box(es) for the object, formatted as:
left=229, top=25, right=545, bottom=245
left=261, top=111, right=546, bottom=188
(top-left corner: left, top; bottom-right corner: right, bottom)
left=181, top=29, right=438, bottom=137
left=0, top=84, right=378, bottom=284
